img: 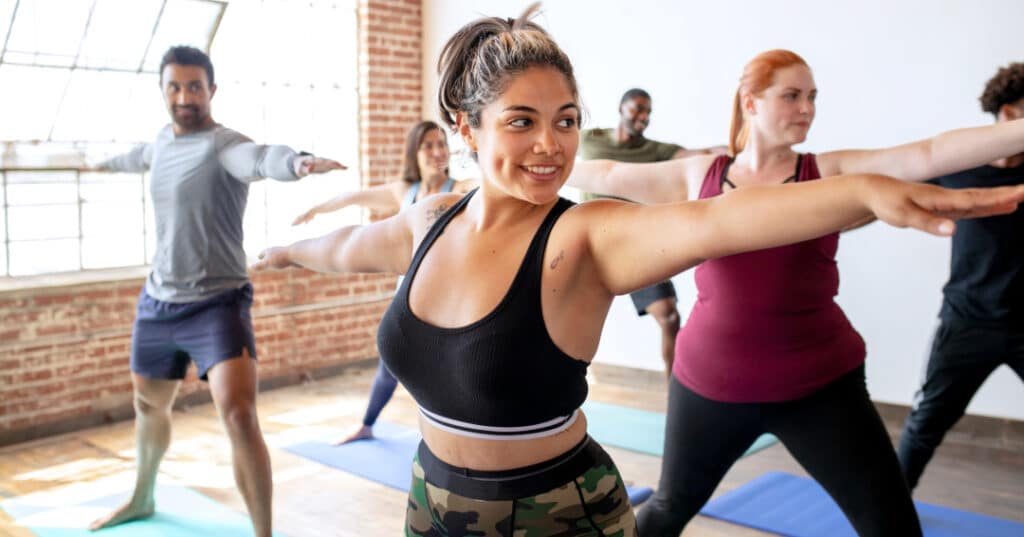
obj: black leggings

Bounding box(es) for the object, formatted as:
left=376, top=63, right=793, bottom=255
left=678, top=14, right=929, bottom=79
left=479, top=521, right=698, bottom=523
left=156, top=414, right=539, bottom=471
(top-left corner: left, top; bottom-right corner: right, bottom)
left=637, top=365, right=922, bottom=537
left=898, top=320, right=1024, bottom=490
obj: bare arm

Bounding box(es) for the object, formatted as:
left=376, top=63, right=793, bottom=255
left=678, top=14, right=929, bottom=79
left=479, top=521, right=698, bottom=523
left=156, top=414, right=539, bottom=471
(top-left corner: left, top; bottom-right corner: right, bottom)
left=257, top=194, right=461, bottom=275
left=582, top=175, right=1024, bottom=295
left=566, top=154, right=713, bottom=204
left=292, top=183, right=404, bottom=225
left=672, top=145, right=729, bottom=159
left=821, top=118, right=1024, bottom=181
left=452, top=178, right=480, bottom=193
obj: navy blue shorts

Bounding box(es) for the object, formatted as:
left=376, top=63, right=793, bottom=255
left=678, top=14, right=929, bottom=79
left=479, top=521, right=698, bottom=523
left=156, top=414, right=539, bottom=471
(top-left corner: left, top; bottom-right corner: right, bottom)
left=629, top=280, right=677, bottom=316
left=130, top=283, right=257, bottom=381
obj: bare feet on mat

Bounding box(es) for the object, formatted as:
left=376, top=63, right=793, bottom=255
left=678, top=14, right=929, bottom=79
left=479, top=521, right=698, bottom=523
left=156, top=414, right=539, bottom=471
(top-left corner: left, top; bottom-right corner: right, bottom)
left=331, top=424, right=373, bottom=445
left=89, top=498, right=155, bottom=531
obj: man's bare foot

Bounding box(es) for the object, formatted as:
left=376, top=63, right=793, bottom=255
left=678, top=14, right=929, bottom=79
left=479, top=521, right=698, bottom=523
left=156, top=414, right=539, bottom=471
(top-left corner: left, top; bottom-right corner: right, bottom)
left=331, top=424, right=373, bottom=446
left=88, top=498, right=155, bottom=531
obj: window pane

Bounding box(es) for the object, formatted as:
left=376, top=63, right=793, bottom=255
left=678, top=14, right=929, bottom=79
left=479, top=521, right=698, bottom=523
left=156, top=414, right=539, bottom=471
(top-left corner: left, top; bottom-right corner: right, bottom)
left=242, top=181, right=267, bottom=256
left=0, top=190, right=7, bottom=275
left=78, top=0, right=163, bottom=70
left=310, top=86, right=359, bottom=163
left=50, top=70, right=138, bottom=142
left=82, top=236, right=145, bottom=269
left=142, top=0, right=224, bottom=72
left=7, top=205, right=78, bottom=241
left=5, top=171, right=77, bottom=205
left=80, top=173, right=145, bottom=203
left=0, top=0, right=16, bottom=51
left=121, top=74, right=166, bottom=143
left=0, top=65, right=70, bottom=140
left=4, top=0, right=92, bottom=66
left=9, top=239, right=79, bottom=275
left=213, top=82, right=265, bottom=143
left=82, top=201, right=142, bottom=237
left=264, top=85, right=314, bottom=148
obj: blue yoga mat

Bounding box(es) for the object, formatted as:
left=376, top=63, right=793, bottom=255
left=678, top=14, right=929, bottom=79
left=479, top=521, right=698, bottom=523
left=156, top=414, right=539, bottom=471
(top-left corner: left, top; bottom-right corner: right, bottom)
left=700, top=471, right=1024, bottom=537
left=283, top=421, right=654, bottom=505
left=582, top=400, right=778, bottom=457
left=0, top=484, right=281, bottom=537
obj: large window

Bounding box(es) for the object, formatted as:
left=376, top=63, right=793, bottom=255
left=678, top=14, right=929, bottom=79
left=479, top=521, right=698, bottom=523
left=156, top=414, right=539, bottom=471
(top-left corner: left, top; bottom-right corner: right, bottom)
left=0, top=0, right=359, bottom=277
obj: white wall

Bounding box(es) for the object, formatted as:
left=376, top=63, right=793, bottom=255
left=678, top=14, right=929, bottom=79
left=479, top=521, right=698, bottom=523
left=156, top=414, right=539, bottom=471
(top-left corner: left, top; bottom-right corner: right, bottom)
left=422, top=0, right=1024, bottom=420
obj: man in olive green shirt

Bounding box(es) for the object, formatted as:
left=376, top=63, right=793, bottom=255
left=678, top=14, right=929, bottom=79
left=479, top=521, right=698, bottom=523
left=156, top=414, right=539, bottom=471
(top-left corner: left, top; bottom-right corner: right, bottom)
left=580, top=88, right=724, bottom=376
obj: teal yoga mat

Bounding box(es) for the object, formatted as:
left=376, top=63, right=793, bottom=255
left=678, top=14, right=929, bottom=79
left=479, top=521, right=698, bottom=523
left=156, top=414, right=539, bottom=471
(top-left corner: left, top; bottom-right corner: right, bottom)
left=0, top=484, right=282, bottom=537
left=582, top=401, right=778, bottom=457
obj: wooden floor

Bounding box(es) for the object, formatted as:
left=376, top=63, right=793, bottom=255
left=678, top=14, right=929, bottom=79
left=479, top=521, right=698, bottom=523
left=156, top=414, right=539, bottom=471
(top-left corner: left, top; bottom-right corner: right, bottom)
left=1, top=363, right=1021, bottom=536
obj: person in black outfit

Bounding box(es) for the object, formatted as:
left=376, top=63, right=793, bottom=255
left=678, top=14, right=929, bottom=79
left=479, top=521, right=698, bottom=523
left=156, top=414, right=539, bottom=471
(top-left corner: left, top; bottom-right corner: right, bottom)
left=898, top=61, right=1024, bottom=491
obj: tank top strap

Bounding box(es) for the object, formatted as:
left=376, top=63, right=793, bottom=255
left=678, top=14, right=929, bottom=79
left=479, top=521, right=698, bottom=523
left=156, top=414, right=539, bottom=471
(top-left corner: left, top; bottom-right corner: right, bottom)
left=441, top=177, right=456, bottom=193
left=698, top=155, right=734, bottom=199
left=402, top=182, right=421, bottom=209
left=402, top=188, right=476, bottom=283
left=522, top=198, right=576, bottom=294
left=799, top=153, right=821, bottom=181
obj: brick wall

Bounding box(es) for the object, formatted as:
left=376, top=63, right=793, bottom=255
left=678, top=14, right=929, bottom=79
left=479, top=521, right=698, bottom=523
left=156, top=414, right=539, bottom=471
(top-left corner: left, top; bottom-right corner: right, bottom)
left=0, top=0, right=422, bottom=446
left=360, top=0, right=423, bottom=189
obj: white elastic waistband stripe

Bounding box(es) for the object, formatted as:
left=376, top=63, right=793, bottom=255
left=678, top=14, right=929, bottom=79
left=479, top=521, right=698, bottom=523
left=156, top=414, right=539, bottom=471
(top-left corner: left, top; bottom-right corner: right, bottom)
left=418, top=408, right=581, bottom=440
left=418, top=406, right=576, bottom=433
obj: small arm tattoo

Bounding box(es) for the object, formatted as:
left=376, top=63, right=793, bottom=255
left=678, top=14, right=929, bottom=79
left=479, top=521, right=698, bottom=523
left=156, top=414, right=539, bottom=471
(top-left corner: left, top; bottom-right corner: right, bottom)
left=549, top=250, right=565, bottom=269
left=426, top=204, right=449, bottom=226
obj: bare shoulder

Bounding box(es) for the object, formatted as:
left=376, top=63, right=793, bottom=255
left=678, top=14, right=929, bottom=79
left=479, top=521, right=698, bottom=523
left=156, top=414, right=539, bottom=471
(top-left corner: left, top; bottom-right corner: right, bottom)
left=412, top=192, right=464, bottom=228
left=561, top=198, right=632, bottom=229
left=678, top=153, right=719, bottom=178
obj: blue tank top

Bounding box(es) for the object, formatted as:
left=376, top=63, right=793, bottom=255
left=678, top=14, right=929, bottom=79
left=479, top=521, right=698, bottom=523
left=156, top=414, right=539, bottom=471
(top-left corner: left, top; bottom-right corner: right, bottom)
left=402, top=178, right=456, bottom=209
left=377, top=190, right=588, bottom=439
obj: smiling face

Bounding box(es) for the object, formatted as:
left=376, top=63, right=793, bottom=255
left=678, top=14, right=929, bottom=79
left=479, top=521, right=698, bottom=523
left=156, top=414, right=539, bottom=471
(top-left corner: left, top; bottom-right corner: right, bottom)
left=459, top=66, right=580, bottom=205
left=619, top=95, right=652, bottom=138
left=416, top=128, right=450, bottom=178
left=746, top=64, right=817, bottom=146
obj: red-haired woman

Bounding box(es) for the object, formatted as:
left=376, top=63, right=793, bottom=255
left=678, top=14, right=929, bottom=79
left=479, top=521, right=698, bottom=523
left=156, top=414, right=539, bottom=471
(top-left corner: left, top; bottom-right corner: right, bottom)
left=569, top=49, right=1024, bottom=536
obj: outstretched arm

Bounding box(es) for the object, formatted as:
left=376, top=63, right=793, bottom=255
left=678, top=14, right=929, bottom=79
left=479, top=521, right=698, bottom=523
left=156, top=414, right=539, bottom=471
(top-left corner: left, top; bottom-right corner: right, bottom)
left=672, top=145, right=729, bottom=159
left=566, top=154, right=712, bottom=204
left=293, top=183, right=403, bottom=225
left=256, top=207, right=413, bottom=275
left=95, top=144, right=152, bottom=173
left=822, top=118, right=1024, bottom=181
left=582, top=175, right=1024, bottom=295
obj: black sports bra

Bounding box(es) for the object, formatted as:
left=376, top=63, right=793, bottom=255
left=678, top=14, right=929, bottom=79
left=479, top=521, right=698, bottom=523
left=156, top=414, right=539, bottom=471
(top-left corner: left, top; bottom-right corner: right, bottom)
left=377, top=190, right=589, bottom=439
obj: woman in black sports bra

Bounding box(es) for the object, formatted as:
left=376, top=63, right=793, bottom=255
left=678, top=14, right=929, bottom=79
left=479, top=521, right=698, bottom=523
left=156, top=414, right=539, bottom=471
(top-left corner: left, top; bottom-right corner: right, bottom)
left=252, top=7, right=1024, bottom=536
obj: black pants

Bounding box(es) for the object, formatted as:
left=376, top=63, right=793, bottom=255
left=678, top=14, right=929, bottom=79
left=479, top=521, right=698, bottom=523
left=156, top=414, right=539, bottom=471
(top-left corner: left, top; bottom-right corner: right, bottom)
left=898, top=319, right=1024, bottom=490
left=637, top=366, right=921, bottom=537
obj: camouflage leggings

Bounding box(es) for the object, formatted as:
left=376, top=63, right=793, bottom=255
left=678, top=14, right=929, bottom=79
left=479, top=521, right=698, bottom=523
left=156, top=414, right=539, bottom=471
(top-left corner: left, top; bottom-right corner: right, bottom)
left=406, top=437, right=637, bottom=537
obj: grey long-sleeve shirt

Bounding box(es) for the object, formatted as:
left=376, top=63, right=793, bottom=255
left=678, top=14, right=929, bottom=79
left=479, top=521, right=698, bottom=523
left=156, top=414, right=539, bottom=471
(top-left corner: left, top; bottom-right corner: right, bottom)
left=101, top=124, right=301, bottom=303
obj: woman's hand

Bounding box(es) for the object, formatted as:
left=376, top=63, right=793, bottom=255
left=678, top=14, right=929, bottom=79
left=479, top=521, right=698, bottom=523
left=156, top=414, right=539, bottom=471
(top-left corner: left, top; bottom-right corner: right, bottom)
left=862, top=175, right=1024, bottom=236
left=292, top=207, right=320, bottom=226
left=251, top=247, right=298, bottom=271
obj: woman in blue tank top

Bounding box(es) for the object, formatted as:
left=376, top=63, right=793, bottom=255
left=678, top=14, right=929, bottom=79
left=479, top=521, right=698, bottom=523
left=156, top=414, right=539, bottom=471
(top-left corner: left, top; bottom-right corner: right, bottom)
left=293, top=120, right=476, bottom=445
left=253, top=7, right=1024, bottom=536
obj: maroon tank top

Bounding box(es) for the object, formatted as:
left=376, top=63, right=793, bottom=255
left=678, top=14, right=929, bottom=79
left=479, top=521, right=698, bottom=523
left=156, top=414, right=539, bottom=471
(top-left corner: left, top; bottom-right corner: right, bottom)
left=673, top=154, right=865, bottom=402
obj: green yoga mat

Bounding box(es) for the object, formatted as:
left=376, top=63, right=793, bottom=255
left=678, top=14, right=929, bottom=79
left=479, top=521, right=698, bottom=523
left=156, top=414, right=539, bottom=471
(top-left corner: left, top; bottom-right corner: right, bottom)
left=582, top=401, right=777, bottom=457
left=0, top=484, right=283, bottom=537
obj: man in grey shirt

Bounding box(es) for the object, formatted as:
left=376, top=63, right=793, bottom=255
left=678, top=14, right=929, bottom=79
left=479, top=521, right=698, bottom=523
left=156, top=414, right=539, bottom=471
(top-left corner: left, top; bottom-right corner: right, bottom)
left=88, top=46, right=344, bottom=536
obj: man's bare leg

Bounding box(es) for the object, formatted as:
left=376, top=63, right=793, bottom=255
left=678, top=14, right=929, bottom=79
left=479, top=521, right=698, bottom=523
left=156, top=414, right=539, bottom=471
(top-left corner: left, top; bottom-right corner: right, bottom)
left=208, top=352, right=273, bottom=537
left=90, top=375, right=181, bottom=530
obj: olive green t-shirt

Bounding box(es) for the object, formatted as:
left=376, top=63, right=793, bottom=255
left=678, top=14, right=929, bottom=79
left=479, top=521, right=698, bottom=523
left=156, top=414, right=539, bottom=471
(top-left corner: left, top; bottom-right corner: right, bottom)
left=579, top=128, right=682, bottom=201
left=580, top=128, right=683, bottom=163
